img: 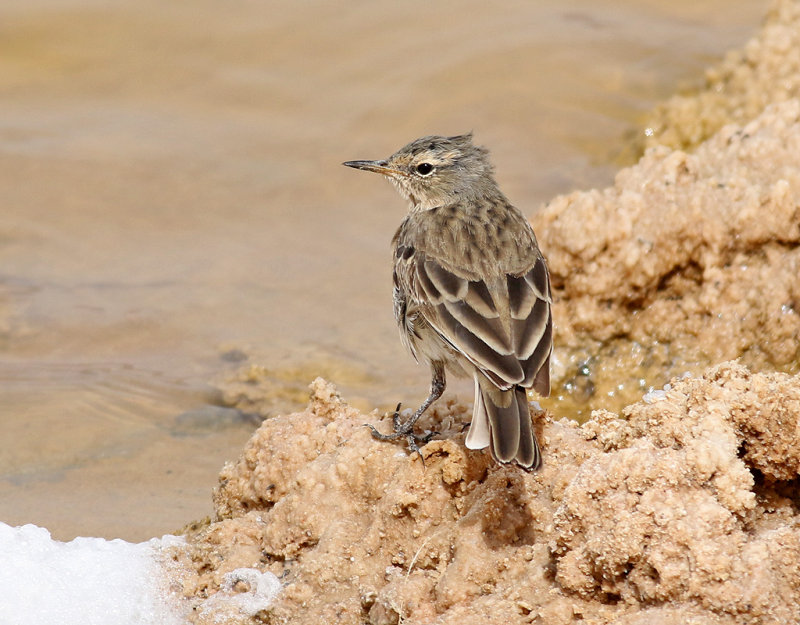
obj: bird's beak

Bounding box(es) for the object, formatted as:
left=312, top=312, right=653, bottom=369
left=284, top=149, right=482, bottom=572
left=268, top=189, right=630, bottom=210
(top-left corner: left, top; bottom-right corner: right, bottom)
left=342, top=160, right=405, bottom=177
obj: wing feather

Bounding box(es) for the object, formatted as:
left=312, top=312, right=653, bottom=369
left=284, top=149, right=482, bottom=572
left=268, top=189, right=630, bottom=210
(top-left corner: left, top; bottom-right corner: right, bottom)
left=526, top=256, right=551, bottom=301
left=507, top=273, right=538, bottom=319
left=513, top=297, right=549, bottom=360
left=424, top=260, right=468, bottom=300
left=406, top=251, right=551, bottom=394
left=441, top=299, right=512, bottom=354
left=522, top=311, right=553, bottom=391
left=464, top=280, right=497, bottom=317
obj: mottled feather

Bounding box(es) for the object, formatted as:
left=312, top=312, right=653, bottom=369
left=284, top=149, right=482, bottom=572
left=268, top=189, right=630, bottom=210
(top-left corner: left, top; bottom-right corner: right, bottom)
left=345, top=133, right=553, bottom=470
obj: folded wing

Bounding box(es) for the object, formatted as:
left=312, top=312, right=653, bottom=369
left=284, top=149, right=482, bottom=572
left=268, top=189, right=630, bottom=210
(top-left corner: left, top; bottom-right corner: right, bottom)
left=410, top=253, right=552, bottom=394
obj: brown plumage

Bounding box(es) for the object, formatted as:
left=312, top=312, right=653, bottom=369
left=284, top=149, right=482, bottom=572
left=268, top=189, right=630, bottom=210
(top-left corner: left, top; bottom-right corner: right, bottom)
left=344, top=134, right=552, bottom=469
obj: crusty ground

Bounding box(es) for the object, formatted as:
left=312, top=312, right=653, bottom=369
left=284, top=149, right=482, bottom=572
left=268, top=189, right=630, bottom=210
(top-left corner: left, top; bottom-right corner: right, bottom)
left=534, top=99, right=800, bottom=416
left=530, top=1, right=800, bottom=418
left=174, top=366, right=799, bottom=624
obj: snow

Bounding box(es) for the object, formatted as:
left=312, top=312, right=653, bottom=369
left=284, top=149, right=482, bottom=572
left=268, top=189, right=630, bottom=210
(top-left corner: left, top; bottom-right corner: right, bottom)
left=0, top=522, right=283, bottom=625
left=0, top=522, right=187, bottom=625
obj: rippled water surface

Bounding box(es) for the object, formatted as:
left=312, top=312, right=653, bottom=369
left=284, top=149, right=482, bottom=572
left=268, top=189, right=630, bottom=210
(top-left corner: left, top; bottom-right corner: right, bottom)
left=0, top=0, right=765, bottom=539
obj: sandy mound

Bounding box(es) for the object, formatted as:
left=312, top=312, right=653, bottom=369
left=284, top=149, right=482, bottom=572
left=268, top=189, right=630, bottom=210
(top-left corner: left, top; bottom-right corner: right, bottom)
left=174, top=366, right=799, bottom=624
left=643, top=0, right=800, bottom=152
left=534, top=98, right=800, bottom=414
left=168, top=4, right=800, bottom=622
left=531, top=0, right=800, bottom=416
left=539, top=98, right=800, bottom=367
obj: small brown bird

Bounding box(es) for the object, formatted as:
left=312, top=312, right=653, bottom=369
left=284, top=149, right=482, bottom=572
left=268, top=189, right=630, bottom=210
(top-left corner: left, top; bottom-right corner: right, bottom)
left=344, top=134, right=552, bottom=469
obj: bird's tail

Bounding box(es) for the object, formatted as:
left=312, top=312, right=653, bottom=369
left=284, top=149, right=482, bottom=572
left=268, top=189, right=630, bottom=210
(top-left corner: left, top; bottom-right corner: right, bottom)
left=465, top=374, right=541, bottom=470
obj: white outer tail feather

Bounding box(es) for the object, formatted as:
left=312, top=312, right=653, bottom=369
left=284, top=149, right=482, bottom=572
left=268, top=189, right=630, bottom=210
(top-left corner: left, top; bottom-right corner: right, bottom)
left=465, top=373, right=491, bottom=449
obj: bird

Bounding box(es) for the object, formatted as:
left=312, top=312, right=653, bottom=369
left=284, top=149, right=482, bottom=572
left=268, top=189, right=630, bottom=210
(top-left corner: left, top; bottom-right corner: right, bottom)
left=343, top=133, right=552, bottom=470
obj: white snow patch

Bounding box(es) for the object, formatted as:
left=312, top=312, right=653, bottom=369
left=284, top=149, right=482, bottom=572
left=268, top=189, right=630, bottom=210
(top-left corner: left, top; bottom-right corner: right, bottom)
left=0, top=522, right=187, bottom=625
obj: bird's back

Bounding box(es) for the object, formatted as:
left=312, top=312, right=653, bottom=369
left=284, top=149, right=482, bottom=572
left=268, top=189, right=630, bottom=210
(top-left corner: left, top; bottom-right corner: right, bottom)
left=393, top=194, right=551, bottom=396
left=393, top=193, right=541, bottom=280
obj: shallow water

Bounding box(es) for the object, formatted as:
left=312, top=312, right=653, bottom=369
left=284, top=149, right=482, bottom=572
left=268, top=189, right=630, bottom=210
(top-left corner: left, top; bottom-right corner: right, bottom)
left=0, top=0, right=765, bottom=540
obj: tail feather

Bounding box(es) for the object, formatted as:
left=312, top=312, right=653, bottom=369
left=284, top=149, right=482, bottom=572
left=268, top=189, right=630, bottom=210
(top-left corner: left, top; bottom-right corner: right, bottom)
left=468, top=377, right=541, bottom=470
left=515, top=391, right=538, bottom=468
left=465, top=373, right=491, bottom=450
left=487, top=386, right=521, bottom=462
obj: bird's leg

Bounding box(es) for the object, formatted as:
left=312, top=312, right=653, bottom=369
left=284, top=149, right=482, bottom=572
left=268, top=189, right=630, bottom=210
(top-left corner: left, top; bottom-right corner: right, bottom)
left=367, top=362, right=446, bottom=458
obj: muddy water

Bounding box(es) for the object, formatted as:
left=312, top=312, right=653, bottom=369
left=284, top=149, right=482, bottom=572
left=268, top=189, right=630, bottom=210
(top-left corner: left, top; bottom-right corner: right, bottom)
left=0, top=0, right=765, bottom=540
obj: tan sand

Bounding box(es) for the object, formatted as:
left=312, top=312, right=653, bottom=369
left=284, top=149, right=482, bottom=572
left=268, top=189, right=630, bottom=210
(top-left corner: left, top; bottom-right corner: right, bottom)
left=174, top=365, right=799, bottom=624
left=168, top=2, right=800, bottom=622
left=534, top=98, right=800, bottom=417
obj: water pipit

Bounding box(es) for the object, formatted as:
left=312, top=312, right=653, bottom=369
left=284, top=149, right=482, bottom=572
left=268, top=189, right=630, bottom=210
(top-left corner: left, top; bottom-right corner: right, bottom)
left=344, top=134, right=552, bottom=469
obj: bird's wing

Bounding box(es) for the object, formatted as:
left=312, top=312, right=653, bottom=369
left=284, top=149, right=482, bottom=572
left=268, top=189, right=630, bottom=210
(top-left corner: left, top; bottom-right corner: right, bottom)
left=403, top=249, right=552, bottom=394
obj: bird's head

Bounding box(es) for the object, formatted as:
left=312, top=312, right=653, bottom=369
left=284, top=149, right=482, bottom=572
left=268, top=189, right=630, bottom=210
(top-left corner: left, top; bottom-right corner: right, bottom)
left=343, top=133, right=497, bottom=210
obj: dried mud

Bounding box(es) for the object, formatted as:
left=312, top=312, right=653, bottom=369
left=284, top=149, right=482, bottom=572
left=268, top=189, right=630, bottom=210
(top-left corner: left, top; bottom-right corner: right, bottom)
left=535, top=98, right=800, bottom=417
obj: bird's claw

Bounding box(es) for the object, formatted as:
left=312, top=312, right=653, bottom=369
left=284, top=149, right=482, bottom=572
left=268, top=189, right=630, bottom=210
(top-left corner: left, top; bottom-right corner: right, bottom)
left=391, top=402, right=403, bottom=430
left=364, top=404, right=438, bottom=464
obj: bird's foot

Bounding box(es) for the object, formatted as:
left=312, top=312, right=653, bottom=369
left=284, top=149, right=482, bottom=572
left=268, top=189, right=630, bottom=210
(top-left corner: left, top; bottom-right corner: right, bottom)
left=365, top=403, right=437, bottom=463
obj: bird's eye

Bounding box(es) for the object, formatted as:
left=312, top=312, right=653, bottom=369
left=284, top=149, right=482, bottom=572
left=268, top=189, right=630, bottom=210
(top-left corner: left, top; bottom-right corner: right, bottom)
left=415, top=162, right=434, bottom=176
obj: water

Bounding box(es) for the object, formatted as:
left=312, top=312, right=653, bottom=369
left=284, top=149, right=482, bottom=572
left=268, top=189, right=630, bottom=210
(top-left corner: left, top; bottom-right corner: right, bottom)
left=0, top=0, right=765, bottom=540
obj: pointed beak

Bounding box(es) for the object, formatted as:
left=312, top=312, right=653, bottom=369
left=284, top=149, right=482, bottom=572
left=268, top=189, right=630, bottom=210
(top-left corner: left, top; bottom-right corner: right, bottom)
left=342, top=159, right=405, bottom=177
